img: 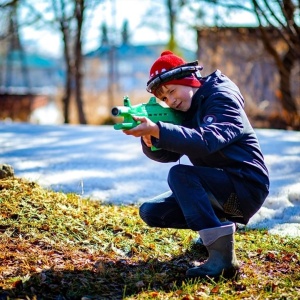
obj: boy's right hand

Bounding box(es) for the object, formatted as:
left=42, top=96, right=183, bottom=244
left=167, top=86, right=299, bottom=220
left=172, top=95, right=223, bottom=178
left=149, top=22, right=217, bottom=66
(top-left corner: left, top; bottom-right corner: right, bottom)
left=122, top=116, right=160, bottom=140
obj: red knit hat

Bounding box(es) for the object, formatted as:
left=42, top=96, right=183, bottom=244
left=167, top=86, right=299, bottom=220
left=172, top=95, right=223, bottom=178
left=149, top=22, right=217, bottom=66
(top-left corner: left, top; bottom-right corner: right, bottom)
left=148, top=50, right=201, bottom=95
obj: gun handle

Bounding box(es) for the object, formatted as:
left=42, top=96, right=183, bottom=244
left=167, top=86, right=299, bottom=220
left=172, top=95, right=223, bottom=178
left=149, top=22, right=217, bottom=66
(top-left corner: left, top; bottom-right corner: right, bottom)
left=114, top=123, right=134, bottom=130
left=150, top=145, right=161, bottom=151
left=114, top=120, right=141, bottom=130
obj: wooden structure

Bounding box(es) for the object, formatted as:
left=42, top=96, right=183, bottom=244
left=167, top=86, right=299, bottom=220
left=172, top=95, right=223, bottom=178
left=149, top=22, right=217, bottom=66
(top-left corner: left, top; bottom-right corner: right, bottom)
left=196, top=26, right=299, bottom=117
left=0, top=93, right=49, bottom=122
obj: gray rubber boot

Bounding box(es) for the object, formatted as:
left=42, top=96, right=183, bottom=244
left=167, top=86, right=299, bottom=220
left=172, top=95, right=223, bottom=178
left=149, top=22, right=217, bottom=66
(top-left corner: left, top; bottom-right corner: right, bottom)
left=186, top=223, right=240, bottom=279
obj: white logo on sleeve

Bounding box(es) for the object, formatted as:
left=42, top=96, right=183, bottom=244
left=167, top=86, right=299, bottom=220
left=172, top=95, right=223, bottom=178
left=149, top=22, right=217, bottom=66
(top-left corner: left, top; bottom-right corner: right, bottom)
left=203, top=115, right=216, bottom=124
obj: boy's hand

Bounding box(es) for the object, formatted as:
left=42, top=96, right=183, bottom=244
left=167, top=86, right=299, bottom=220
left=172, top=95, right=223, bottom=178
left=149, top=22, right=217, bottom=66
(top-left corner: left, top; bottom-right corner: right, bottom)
left=122, top=116, right=159, bottom=140
left=142, top=135, right=152, bottom=147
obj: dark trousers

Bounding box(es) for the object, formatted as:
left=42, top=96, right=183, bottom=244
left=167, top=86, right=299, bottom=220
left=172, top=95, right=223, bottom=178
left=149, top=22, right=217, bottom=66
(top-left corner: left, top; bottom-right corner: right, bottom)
left=139, top=164, right=239, bottom=231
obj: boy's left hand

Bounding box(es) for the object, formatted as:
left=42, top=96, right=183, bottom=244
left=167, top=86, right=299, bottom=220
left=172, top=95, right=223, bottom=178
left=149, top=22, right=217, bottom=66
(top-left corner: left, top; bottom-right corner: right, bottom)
left=122, top=116, right=159, bottom=139
left=142, top=135, right=152, bottom=148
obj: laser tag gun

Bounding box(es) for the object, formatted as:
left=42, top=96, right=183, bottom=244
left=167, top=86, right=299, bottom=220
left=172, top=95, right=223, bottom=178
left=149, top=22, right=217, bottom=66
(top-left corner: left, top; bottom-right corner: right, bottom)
left=111, top=96, right=183, bottom=150
left=111, top=96, right=183, bottom=129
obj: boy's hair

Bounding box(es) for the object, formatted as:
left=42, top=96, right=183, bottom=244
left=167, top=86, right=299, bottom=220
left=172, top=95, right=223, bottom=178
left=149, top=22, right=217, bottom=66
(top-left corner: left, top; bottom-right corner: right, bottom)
left=147, top=50, right=201, bottom=96
left=153, top=85, right=165, bottom=99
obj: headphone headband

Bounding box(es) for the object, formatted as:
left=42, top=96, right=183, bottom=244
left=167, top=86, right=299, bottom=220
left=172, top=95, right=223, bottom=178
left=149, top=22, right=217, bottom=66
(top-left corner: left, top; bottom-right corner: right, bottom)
left=147, top=61, right=203, bottom=93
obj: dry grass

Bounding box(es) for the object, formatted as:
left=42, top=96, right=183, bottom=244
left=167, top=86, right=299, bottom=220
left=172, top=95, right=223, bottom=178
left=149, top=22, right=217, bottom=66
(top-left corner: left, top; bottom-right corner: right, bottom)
left=0, top=177, right=299, bottom=299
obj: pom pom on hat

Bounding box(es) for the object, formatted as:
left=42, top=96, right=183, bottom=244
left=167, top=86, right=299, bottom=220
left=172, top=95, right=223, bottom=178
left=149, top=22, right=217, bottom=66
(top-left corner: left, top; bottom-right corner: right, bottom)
left=148, top=50, right=201, bottom=95
left=149, top=50, right=186, bottom=77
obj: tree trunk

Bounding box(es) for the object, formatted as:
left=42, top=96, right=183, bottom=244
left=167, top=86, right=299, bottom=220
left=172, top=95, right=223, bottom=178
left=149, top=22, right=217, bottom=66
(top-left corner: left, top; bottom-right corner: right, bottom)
left=278, top=49, right=300, bottom=128
left=74, top=0, right=87, bottom=124
left=53, top=0, right=72, bottom=124
left=62, top=66, right=72, bottom=124
left=166, top=0, right=177, bottom=52
left=62, top=33, right=72, bottom=124
left=252, top=0, right=299, bottom=129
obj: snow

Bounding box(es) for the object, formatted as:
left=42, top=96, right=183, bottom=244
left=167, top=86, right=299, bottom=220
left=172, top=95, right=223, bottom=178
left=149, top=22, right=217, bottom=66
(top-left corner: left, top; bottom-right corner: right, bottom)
left=1, top=122, right=300, bottom=237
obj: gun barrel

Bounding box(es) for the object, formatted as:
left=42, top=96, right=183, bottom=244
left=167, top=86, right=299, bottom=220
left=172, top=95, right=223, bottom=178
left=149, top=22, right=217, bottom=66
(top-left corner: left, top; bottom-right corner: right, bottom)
left=112, top=106, right=131, bottom=116
left=111, top=107, right=120, bottom=116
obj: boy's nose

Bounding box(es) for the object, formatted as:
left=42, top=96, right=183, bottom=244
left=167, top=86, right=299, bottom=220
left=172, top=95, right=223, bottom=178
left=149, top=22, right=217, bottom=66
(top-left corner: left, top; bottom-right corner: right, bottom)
left=168, top=96, right=177, bottom=108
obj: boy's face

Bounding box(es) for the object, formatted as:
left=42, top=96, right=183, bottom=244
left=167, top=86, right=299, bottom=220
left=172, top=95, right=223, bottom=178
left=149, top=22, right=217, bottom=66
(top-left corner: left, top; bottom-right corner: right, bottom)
left=156, top=84, right=198, bottom=112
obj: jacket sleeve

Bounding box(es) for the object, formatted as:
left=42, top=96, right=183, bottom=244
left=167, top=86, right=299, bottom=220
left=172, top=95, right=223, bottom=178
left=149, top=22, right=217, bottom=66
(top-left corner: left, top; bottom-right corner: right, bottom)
left=152, top=93, right=245, bottom=158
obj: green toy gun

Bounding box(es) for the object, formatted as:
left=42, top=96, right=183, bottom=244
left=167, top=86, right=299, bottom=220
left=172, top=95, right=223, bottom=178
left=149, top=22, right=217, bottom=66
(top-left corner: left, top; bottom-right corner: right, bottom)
left=111, top=96, right=183, bottom=150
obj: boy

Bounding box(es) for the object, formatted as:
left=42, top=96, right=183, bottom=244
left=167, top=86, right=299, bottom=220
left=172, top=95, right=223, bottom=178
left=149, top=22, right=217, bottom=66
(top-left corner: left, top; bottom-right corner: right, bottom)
left=122, top=50, right=269, bottom=279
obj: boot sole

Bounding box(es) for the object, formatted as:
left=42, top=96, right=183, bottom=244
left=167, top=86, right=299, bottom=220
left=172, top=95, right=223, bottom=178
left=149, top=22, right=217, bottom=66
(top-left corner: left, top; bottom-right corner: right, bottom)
left=186, top=266, right=240, bottom=281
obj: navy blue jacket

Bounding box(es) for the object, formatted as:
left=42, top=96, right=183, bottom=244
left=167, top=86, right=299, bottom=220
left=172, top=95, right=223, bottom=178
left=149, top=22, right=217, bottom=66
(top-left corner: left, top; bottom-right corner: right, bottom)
left=142, top=70, right=269, bottom=224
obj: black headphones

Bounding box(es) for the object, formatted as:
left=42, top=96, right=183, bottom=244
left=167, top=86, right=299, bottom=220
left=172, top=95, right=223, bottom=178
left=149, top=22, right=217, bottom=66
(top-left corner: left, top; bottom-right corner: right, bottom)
left=146, top=60, right=203, bottom=93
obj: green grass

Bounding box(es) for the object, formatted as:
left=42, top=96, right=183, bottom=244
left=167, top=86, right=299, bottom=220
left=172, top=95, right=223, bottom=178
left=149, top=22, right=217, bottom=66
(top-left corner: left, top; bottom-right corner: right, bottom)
left=0, top=178, right=299, bottom=299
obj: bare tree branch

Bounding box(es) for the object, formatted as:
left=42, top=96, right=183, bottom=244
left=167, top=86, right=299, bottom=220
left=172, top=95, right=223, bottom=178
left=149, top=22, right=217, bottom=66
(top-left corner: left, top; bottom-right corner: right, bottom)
left=0, top=0, right=18, bottom=9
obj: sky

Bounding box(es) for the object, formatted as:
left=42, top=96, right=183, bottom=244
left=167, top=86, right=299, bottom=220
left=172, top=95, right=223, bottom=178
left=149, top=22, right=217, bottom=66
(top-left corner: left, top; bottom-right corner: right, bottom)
left=20, top=0, right=257, bottom=58
left=1, top=121, right=299, bottom=238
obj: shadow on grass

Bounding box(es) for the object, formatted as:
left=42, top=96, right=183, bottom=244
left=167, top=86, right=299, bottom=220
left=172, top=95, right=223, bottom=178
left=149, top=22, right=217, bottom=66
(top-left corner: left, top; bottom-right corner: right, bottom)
left=0, top=244, right=209, bottom=300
